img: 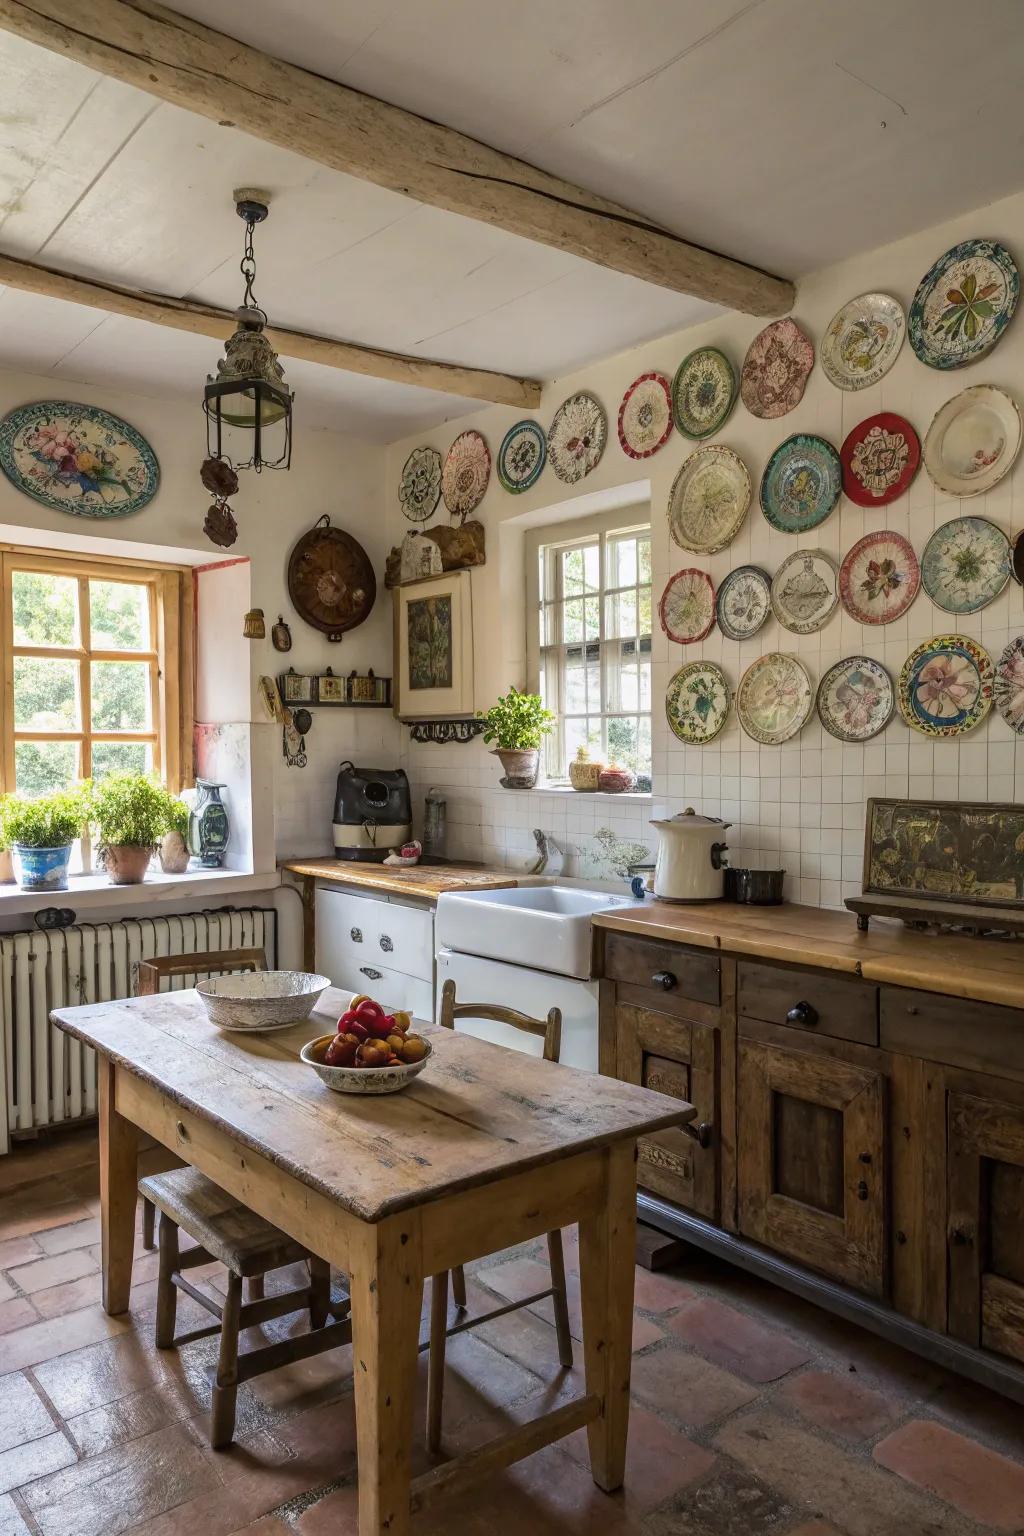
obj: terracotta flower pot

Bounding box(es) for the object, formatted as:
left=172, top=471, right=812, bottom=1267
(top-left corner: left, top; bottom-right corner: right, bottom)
left=0, top=849, right=14, bottom=885
left=491, top=747, right=539, bottom=789
left=598, top=764, right=636, bottom=794
left=103, top=845, right=153, bottom=885
left=158, top=831, right=191, bottom=875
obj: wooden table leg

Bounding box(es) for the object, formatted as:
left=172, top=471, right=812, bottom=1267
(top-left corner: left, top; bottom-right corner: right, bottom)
left=301, top=875, right=316, bottom=973
left=349, top=1213, right=423, bottom=1536
left=578, top=1140, right=637, bottom=1492
left=99, top=1061, right=138, bottom=1316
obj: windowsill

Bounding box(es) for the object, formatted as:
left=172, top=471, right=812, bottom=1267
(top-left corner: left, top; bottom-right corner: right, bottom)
left=529, top=785, right=653, bottom=803
left=0, top=866, right=281, bottom=920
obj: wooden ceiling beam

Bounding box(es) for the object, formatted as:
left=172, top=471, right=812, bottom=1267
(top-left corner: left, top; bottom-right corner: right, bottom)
left=0, top=251, right=542, bottom=409
left=0, top=0, right=795, bottom=318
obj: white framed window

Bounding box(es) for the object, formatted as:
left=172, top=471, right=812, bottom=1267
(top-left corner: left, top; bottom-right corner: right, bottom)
left=527, top=509, right=651, bottom=784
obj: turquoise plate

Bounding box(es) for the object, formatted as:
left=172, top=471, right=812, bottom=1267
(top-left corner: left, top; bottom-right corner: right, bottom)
left=760, top=434, right=841, bottom=533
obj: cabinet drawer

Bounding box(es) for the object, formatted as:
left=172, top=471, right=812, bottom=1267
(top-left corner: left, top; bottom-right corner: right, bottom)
left=315, top=950, right=433, bottom=1022
left=881, top=988, right=1024, bottom=1079
left=738, top=961, right=877, bottom=1046
left=604, top=932, right=719, bottom=1007
left=316, top=887, right=434, bottom=982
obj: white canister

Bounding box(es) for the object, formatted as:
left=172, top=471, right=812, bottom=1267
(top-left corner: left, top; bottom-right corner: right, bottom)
left=650, top=808, right=731, bottom=902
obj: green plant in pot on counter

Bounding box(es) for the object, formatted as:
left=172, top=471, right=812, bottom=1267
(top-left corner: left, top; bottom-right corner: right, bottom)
left=158, top=790, right=192, bottom=875
left=478, top=687, right=554, bottom=789
left=89, top=772, right=169, bottom=886
left=1, top=788, right=89, bottom=892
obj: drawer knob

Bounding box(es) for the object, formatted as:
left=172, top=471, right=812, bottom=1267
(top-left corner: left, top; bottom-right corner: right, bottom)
left=950, top=1225, right=973, bottom=1248
left=682, top=1120, right=713, bottom=1150
left=856, top=1180, right=869, bottom=1201
left=350, top=927, right=363, bottom=944
left=786, top=1000, right=818, bottom=1028
left=652, top=970, right=677, bottom=991
left=379, top=934, right=394, bottom=953
left=359, top=966, right=383, bottom=981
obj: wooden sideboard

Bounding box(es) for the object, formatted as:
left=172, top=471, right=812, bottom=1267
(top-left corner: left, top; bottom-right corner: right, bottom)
left=593, top=903, right=1024, bottom=1404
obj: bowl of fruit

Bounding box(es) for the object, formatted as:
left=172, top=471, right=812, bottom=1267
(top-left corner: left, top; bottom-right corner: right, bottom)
left=300, top=994, right=432, bottom=1095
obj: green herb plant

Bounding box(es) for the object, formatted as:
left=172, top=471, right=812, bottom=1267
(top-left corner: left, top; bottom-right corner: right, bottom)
left=477, top=687, right=554, bottom=751
left=1, top=788, right=88, bottom=849
left=161, top=792, right=191, bottom=840
left=89, top=773, right=169, bottom=853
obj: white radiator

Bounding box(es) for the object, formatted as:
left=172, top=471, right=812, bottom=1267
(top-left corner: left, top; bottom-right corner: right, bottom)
left=0, top=907, right=276, bottom=1152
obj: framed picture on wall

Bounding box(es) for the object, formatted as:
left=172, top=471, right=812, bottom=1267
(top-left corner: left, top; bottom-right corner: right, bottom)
left=393, top=570, right=474, bottom=718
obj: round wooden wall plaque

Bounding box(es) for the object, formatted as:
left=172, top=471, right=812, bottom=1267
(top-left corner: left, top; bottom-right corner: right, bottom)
left=286, top=515, right=376, bottom=641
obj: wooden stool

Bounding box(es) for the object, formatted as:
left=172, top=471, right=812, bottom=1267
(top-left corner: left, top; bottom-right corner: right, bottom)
left=139, top=1166, right=351, bottom=1449
left=427, top=979, right=573, bottom=1452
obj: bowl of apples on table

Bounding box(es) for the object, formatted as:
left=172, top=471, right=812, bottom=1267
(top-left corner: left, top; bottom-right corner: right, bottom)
left=301, top=993, right=431, bottom=1095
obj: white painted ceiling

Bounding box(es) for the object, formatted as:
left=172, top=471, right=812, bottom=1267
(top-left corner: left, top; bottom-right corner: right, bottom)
left=0, top=0, right=1022, bottom=441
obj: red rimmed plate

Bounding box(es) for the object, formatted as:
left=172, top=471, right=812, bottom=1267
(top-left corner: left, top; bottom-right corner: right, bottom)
left=839, top=531, right=920, bottom=625
left=617, top=372, right=673, bottom=459
left=840, top=412, right=921, bottom=507
left=659, top=568, right=715, bottom=644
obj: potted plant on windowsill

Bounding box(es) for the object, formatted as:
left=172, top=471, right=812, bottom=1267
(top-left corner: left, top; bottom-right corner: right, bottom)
left=158, top=791, right=192, bottom=875
left=478, top=687, right=554, bottom=789
left=1, top=789, right=88, bottom=891
left=90, top=772, right=168, bottom=886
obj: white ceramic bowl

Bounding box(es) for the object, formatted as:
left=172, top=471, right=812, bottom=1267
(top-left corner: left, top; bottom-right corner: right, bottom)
left=196, top=970, right=331, bottom=1031
left=300, top=1033, right=432, bottom=1095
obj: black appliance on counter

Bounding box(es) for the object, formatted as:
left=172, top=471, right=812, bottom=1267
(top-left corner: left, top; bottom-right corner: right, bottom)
left=332, top=760, right=412, bottom=862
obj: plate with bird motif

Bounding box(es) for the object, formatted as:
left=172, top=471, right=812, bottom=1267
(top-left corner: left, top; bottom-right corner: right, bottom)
left=716, top=565, right=772, bottom=642
left=547, top=392, right=607, bottom=484
left=398, top=445, right=442, bottom=522
left=898, top=635, right=993, bottom=737
left=740, top=319, right=815, bottom=419
left=760, top=434, right=841, bottom=533
left=840, top=413, right=920, bottom=507
left=839, top=531, right=920, bottom=625
left=994, top=637, right=1024, bottom=735
left=497, top=420, right=546, bottom=492
left=909, top=238, right=1019, bottom=369
left=921, top=516, right=1010, bottom=613
left=666, top=661, right=730, bottom=744
left=736, top=653, right=813, bottom=745
left=922, top=385, right=1022, bottom=498
left=816, top=656, right=893, bottom=743
left=671, top=348, right=737, bottom=439
left=618, top=372, right=672, bottom=459
left=820, top=292, right=905, bottom=390
left=668, top=444, right=751, bottom=553
left=0, top=400, right=159, bottom=518
left=659, top=568, right=716, bottom=644
left=771, top=549, right=839, bottom=634
left=441, top=430, right=490, bottom=518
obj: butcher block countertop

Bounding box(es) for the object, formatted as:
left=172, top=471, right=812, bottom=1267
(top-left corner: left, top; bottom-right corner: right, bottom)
left=280, top=857, right=518, bottom=903
left=593, top=900, right=1024, bottom=1010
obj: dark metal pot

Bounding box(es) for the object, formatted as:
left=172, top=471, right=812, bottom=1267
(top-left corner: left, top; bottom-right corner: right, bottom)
left=725, top=867, right=786, bottom=905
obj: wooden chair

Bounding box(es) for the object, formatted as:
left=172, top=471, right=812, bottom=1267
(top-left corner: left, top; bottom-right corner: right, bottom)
left=427, top=978, right=573, bottom=1452
left=136, top=947, right=267, bottom=1250
left=139, top=1166, right=351, bottom=1449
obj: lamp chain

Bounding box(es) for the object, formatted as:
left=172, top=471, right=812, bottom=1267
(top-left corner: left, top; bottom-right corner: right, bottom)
left=240, top=214, right=260, bottom=313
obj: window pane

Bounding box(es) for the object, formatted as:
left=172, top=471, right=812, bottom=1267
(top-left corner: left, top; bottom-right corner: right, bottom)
left=561, top=547, right=585, bottom=596
left=606, top=589, right=638, bottom=639
left=564, top=716, right=602, bottom=765
left=15, top=740, right=78, bottom=797
left=89, top=580, right=150, bottom=650
left=92, top=741, right=152, bottom=779
left=639, top=586, right=652, bottom=637
left=584, top=596, right=600, bottom=641
left=13, top=656, right=80, bottom=729
left=638, top=538, right=652, bottom=585
left=563, top=599, right=583, bottom=643
left=608, top=536, right=637, bottom=589
left=91, top=661, right=151, bottom=732
left=583, top=545, right=599, bottom=593
left=12, top=570, right=78, bottom=647
left=565, top=649, right=587, bottom=713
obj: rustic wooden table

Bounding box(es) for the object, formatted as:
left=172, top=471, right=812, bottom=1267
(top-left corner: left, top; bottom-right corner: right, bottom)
left=51, top=985, right=692, bottom=1536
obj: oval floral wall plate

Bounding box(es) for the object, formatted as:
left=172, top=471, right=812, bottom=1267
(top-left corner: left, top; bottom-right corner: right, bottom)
left=839, top=531, right=920, bottom=625
left=921, top=516, right=1011, bottom=613
left=441, top=430, right=490, bottom=517
left=659, top=568, right=716, bottom=644
left=909, top=238, right=1019, bottom=369
left=736, top=653, right=813, bottom=745
left=820, top=292, right=905, bottom=390
left=668, top=445, right=751, bottom=554
left=716, top=565, right=772, bottom=642
left=760, top=434, right=841, bottom=533
left=548, top=392, right=606, bottom=484
left=770, top=549, right=839, bottom=634
left=994, top=637, right=1024, bottom=734
left=671, top=348, right=736, bottom=439
left=923, top=385, right=1022, bottom=498
left=0, top=400, right=159, bottom=517
left=840, top=413, right=920, bottom=507
left=617, top=372, right=672, bottom=459
left=740, top=319, right=814, bottom=420
left=398, top=445, right=441, bottom=522
left=898, top=635, right=993, bottom=737
left=816, top=656, right=893, bottom=743
left=666, top=661, right=730, bottom=744
left=497, top=420, right=546, bottom=493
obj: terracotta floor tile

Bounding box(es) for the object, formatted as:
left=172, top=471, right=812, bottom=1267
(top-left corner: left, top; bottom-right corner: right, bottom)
left=670, top=1296, right=812, bottom=1383
left=0, top=1430, right=76, bottom=1495
left=0, top=1371, right=57, bottom=1454
left=873, top=1418, right=1024, bottom=1533
left=30, top=1272, right=106, bottom=1321
left=780, top=1369, right=898, bottom=1443
left=35, top=1217, right=102, bottom=1256
left=630, top=1344, right=758, bottom=1428
left=643, top=1459, right=798, bottom=1536
left=0, top=1305, right=129, bottom=1373
left=67, top=1374, right=210, bottom=1457
left=0, top=1237, right=42, bottom=1270
left=0, top=1279, right=13, bottom=1307
left=32, top=1330, right=169, bottom=1418
left=0, top=1494, right=30, bottom=1536
left=561, top=1401, right=716, bottom=1515
left=6, top=1246, right=98, bottom=1296
left=630, top=1264, right=695, bottom=1314
left=0, top=1199, right=95, bottom=1243
left=0, top=1300, right=38, bottom=1341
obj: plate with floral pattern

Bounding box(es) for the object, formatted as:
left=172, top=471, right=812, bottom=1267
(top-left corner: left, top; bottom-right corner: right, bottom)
left=666, top=661, right=730, bottom=744
left=839, top=531, right=920, bottom=625
left=668, top=444, right=751, bottom=553
left=820, top=292, right=905, bottom=390
left=659, top=568, right=716, bottom=644
left=441, top=430, right=490, bottom=518
left=0, top=399, right=159, bottom=518
left=740, top=319, right=815, bottom=420
left=760, top=434, right=841, bottom=533
left=840, top=413, right=920, bottom=507
left=736, top=653, right=813, bottom=745
left=922, top=385, right=1022, bottom=498
left=716, top=565, right=772, bottom=642
left=994, top=637, right=1024, bottom=735
left=898, top=635, right=993, bottom=737
left=547, top=392, right=606, bottom=484
left=497, top=420, right=546, bottom=493
left=671, top=348, right=737, bottom=439
left=618, top=372, right=672, bottom=459
left=909, top=238, right=1019, bottom=369
left=770, top=549, right=839, bottom=634
left=816, top=656, right=893, bottom=743
left=921, top=516, right=1011, bottom=613
left=398, top=445, right=442, bottom=522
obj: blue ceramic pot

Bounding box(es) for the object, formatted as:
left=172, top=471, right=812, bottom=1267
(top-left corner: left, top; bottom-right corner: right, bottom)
left=13, top=844, right=73, bottom=891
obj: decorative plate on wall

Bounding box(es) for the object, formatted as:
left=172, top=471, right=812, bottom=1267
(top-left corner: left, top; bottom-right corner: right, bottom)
left=816, top=656, right=894, bottom=743
left=665, top=661, right=731, bottom=744
left=838, top=531, right=920, bottom=625
left=898, top=634, right=993, bottom=737
left=820, top=292, right=905, bottom=390
left=840, top=413, right=920, bottom=507
left=617, top=372, right=672, bottom=459
left=671, top=348, right=737, bottom=439
left=441, top=430, right=490, bottom=518
left=398, top=445, right=442, bottom=522
left=668, top=444, right=751, bottom=553
left=770, top=549, right=839, bottom=634
left=659, top=568, right=716, bottom=644
left=715, top=565, right=772, bottom=642
left=736, top=653, right=813, bottom=745
left=908, top=238, right=1019, bottom=369
left=921, top=515, right=1011, bottom=613
left=760, top=434, right=842, bottom=533
left=286, top=515, right=376, bottom=642
left=994, top=636, right=1024, bottom=734
left=497, top=420, right=546, bottom=493
left=547, top=392, right=607, bottom=484
left=922, top=385, right=1022, bottom=498
left=739, top=319, right=815, bottom=419
left=0, top=399, right=159, bottom=517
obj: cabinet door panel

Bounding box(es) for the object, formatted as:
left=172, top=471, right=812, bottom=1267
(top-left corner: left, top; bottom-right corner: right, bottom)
left=948, top=1090, right=1024, bottom=1365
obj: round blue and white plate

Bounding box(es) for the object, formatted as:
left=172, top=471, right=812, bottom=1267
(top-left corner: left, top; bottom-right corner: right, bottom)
left=497, top=420, right=546, bottom=493
left=760, top=434, right=842, bottom=533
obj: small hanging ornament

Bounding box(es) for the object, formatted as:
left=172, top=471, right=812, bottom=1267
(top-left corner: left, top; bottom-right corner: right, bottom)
left=271, top=615, right=292, bottom=652
left=200, top=456, right=239, bottom=498
left=242, top=608, right=266, bottom=639
left=203, top=498, right=238, bottom=548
